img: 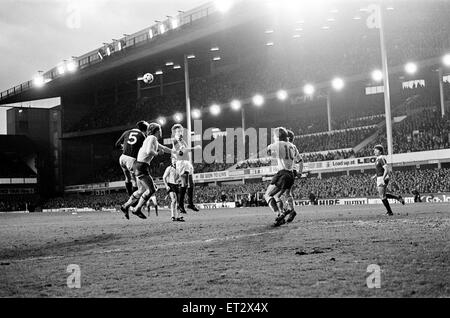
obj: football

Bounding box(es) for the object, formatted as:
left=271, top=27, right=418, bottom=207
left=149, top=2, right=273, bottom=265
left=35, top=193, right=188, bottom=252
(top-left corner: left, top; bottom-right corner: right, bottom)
left=142, top=73, right=154, bottom=84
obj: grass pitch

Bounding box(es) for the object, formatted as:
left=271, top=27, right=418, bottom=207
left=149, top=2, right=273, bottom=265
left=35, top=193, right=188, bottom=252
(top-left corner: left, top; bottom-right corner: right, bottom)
left=0, top=203, right=449, bottom=297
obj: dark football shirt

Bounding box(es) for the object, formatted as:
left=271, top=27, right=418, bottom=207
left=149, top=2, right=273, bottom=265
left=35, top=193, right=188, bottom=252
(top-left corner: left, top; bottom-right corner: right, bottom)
left=115, top=129, right=146, bottom=159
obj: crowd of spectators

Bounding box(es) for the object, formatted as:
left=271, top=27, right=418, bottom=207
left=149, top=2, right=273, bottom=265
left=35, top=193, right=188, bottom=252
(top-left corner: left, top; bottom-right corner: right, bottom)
left=358, top=107, right=450, bottom=157
left=293, top=126, right=377, bottom=153
left=33, top=167, right=450, bottom=212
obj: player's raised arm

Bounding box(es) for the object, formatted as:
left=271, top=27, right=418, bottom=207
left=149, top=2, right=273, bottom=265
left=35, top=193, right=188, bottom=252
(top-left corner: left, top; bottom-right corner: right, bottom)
left=382, top=157, right=391, bottom=180
left=114, top=131, right=127, bottom=149
left=157, top=142, right=177, bottom=155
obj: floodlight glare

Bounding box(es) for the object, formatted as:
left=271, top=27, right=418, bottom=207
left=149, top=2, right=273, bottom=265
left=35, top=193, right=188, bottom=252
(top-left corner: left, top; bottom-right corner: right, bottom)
left=230, top=100, right=242, bottom=111
left=277, top=90, right=288, bottom=101
left=57, top=64, right=65, bottom=75
left=252, top=94, right=264, bottom=106
left=303, top=84, right=315, bottom=95
left=191, top=108, right=202, bottom=119
left=442, top=54, right=450, bottom=66
left=332, top=77, right=344, bottom=91
left=215, top=0, right=233, bottom=13
left=404, top=62, right=417, bottom=75
left=173, top=112, right=183, bottom=123
left=210, top=104, right=221, bottom=116
left=159, top=23, right=166, bottom=34
left=66, top=60, right=77, bottom=72
left=33, top=75, right=45, bottom=88
left=157, top=117, right=166, bottom=126
left=371, top=69, right=383, bottom=82
left=171, top=18, right=179, bottom=29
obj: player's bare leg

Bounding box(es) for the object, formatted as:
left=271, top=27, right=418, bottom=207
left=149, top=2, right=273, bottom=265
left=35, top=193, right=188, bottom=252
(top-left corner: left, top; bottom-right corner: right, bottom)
left=169, top=192, right=184, bottom=222
left=378, top=185, right=394, bottom=216
left=178, top=173, right=188, bottom=214
left=265, top=185, right=286, bottom=226
left=121, top=179, right=145, bottom=219
left=130, top=175, right=156, bottom=219
left=284, top=189, right=297, bottom=223
left=386, top=193, right=405, bottom=205
left=146, top=195, right=158, bottom=216
left=186, top=174, right=199, bottom=212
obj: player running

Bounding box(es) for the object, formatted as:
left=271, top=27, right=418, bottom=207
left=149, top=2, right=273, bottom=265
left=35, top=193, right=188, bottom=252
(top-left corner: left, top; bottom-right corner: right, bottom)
left=264, top=127, right=298, bottom=227
left=115, top=121, right=148, bottom=196
left=171, top=124, right=201, bottom=214
left=163, top=159, right=184, bottom=222
left=372, top=144, right=405, bottom=216
left=120, top=123, right=176, bottom=219
left=282, top=129, right=303, bottom=223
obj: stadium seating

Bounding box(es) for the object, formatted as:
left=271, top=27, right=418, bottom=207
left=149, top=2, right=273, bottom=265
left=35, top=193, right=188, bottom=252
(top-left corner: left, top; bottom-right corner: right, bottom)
left=37, top=167, right=450, bottom=210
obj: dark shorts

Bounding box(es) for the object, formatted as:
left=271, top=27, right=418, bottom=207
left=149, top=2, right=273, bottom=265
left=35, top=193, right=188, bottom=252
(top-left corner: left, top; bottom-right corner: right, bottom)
left=133, top=161, right=150, bottom=178
left=167, top=183, right=179, bottom=194
left=271, top=169, right=295, bottom=190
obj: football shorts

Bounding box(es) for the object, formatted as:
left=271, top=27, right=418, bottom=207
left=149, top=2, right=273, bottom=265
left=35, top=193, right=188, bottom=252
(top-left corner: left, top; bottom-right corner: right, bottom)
left=167, top=183, right=179, bottom=195
left=133, top=161, right=150, bottom=178
left=175, top=160, right=194, bottom=175
left=119, top=154, right=136, bottom=173
left=271, top=169, right=295, bottom=190
left=376, top=176, right=389, bottom=187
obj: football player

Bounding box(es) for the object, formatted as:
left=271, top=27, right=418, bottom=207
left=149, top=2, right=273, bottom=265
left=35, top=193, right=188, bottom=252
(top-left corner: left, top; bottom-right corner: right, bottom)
left=120, top=123, right=176, bottom=219
left=371, top=144, right=405, bottom=216
left=283, top=129, right=303, bottom=223
left=115, top=121, right=148, bottom=195
left=264, top=127, right=297, bottom=227
left=145, top=188, right=159, bottom=217
left=163, top=159, right=184, bottom=222
left=171, top=124, right=201, bottom=214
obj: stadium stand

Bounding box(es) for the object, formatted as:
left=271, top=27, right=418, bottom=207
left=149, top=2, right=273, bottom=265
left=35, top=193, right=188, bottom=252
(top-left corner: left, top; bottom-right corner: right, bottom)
left=40, top=167, right=450, bottom=210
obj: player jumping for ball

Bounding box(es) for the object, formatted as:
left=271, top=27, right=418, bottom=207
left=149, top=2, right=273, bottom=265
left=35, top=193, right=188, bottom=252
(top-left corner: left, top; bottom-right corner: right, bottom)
left=372, top=144, right=405, bottom=216
left=120, top=123, right=176, bottom=219
left=171, top=124, right=201, bottom=214
left=264, top=127, right=300, bottom=227
left=115, top=121, right=148, bottom=196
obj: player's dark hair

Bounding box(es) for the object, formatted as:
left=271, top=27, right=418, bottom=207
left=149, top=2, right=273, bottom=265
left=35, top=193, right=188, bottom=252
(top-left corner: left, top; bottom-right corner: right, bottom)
left=171, top=124, right=183, bottom=132
left=287, top=129, right=294, bottom=142
left=147, top=123, right=162, bottom=136
left=274, top=127, right=288, bottom=142
left=136, top=121, right=149, bottom=132
left=374, top=144, right=384, bottom=154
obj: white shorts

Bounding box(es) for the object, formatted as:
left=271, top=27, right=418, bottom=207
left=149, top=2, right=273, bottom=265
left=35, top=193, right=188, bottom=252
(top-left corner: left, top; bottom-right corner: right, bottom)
left=119, top=154, right=136, bottom=172
left=377, top=176, right=387, bottom=187
left=175, top=160, right=194, bottom=175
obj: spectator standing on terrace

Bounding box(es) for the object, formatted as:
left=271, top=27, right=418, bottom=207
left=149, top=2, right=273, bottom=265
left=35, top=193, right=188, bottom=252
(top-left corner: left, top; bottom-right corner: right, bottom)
left=412, top=188, right=422, bottom=202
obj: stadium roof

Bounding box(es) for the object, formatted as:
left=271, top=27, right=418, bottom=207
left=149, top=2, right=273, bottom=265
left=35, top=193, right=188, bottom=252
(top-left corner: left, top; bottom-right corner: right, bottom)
left=0, top=0, right=255, bottom=105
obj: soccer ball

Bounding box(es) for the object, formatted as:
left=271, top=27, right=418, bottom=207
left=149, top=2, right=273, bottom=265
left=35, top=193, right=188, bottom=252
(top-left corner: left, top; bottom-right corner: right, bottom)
left=142, top=73, right=154, bottom=84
